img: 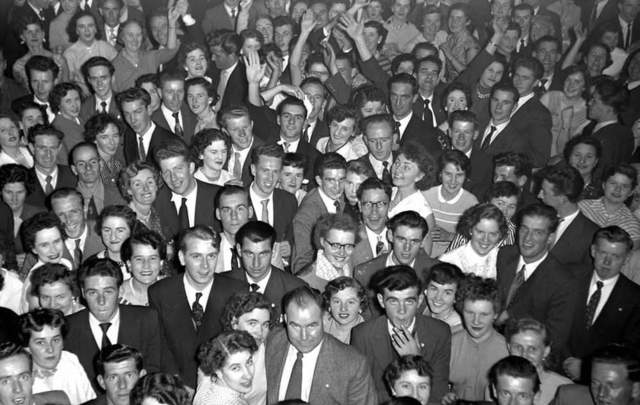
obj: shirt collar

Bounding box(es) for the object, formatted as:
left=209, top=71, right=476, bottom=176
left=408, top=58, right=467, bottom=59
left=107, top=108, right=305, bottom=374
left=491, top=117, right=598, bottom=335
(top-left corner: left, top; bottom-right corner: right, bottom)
left=89, top=306, right=120, bottom=325
left=171, top=179, right=197, bottom=201
left=250, top=182, right=273, bottom=201
left=386, top=317, right=416, bottom=335
left=139, top=121, right=155, bottom=138
left=517, top=252, right=549, bottom=279
left=317, top=187, right=338, bottom=210
left=437, top=185, right=464, bottom=204
left=591, top=271, right=620, bottom=286
left=246, top=268, right=272, bottom=291
left=394, top=111, right=413, bottom=126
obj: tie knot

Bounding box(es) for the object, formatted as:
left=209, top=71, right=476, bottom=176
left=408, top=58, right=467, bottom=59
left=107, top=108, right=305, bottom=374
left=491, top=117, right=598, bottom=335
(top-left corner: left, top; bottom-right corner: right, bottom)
left=99, top=322, right=111, bottom=333
left=74, top=238, right=81, bottom=247
left=46, top=175, right=52, bottom=182
left=261, top=199, right=269, bottom=207
left=172, top=112, right=180, bottom=119
left=596, top=281, right=604, bottom=289
left=382, top=161, right=389, bottom=168
left=423, top=99, right=430, bottom=106
left=250, top=283, right=260, bottom=292
left=334, top=200, right=341, bottom=211
left=296, top=351, right=304, bottom=360
left=181, top=197, right=187, bottom=205
left=195, top=292, right=203, bottom=303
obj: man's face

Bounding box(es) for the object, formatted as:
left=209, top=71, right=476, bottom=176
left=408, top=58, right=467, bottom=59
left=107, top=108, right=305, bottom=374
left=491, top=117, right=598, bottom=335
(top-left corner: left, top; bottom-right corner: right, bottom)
left=82, top=275, right=119, bottom=323
left=494, top=375, right=537, bottom=405
left=98, top=359, right=144, bottom=405
left=38, top=281, right=74, bottom=315
left=513, top=66, right=538, bottom=96
left=591, top=362, right=640, bottom=405
left=344, top=172, right=367, bottom=205
left=301, top=83, right=326, bottom=121
left=591, top=238, right=630, bottom=281
left=216, top=192, right=253, bottom=236
left=359, top=188, right=390, bottom=233
left=72, top=145, right=100, bottom=184
left=121, top=100, right=152, bottom=135
left=363, top=27, right=381, bottom=52
left=335, top=58, right=354, bottom=86
left=160, top=79, right=185, bottom=113
left=392, top=370, right=431, bottom=405
left=462, top=299, right=497, bottom=340
left=416, top=61, right=440, bottom=96
left=603, top=173, right=634, bottom=205
left=32, top=227, right=64, bottom=264
left=251, top=155, right=282, bottom=196
left=179, top=237, right=218, bottom=289
left=499, top=29, right=520, bottom=55
left=210, top=45, right=236, bottom=71
left=279, top=165, right=304, bottom=195
left=87, top=65, right=113, bottom=99
left=619, top=0, right=640, bottom=23
left=224, top=115, right=254, bottom=150
left=390, top=225, right=424, bottom=264
left=239, top=238, right=273, bottom=282
left=29, top=70, right=55, bottom=102
left=513, top=9, right=532, bottom=34
left=2, top=182, right=26, bottom=212
left=149, top=15, right=168, bottom=47
left=31, top=134, right=62, bottom=171
left=158, top=156, right=195, bottom=196
left=278, top=104, right=306, bottom=141
left=534, top=41, right=560, bottom=76
left=518, top=215, right=554, bottom=262
left=390, top=82, right=417, bottom=118
left=274, top=24, right=293, bottom=54
left=285, top=302, right=324, bottom=353
left=491, top=0, right=512, bottom=18
left=100, top=0, right=122, bottom=27
left=316, top=168, right=346, bottom=201
left=311, top=2, right=329, bottom=26
left=51, top=195, right=85, bottom=239
left=449, top=120, right=477, bottom=153
left=377, top=286, right=423, bottom=328
left=0, top=354, right=33, bottom=405
left=364, top=122, right=395, bottom=161
left=490, top=90, right=517, bottom=123
left=392, top=0, right=411, bottom=20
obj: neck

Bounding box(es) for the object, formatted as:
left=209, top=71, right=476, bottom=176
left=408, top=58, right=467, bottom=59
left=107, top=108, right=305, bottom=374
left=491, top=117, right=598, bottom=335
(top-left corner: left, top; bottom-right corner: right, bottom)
left=1, top=144, right=20, bottom=155
left=419, top=89, right=433, bottom=99
left=469, top=329, right=494, bottom=343
left=130, top=200, right=151, bottom=215
left=97, top=148, right=114, bottom=162
left=557, top=202, right=578, bottom=217
left=108, top=250, right=121, bottom=262
left=603, top=198, right=623, bottom=212
left=251, top=182, right=271, bottom=198
left=598, top=113, right=617, bottom=123
left=433, top=306, right=455, bottom=321
left=397, top=184, right=417, bottom=196
left=61, top=112, right=77, bottom=121
left=394, top=111, right=411, bottom=120
left=130, top=277, right=150, bottom=295
left=138, top=122, right=152, bottom=136
left=492, top=117, right=509, bottom=125
left=582, top=172, right=592, bottom=185
left=36, top=164, right=55, bottom=175
left=97, top=92, right=112, bottom=102
left=123, top=47, right=139, bottom=58
left=280, top=133, right=301, bottom=143
left=523, top=252, right=546, bottom=264
left=440, top=186, right=458, bottom=200
left=223, top=230, right=236, bottom=243
left=200, top=165, right=221, bottom=181
left=390, top=15, right=407, bottom=24
left=198, top=106, right=215, bottom=121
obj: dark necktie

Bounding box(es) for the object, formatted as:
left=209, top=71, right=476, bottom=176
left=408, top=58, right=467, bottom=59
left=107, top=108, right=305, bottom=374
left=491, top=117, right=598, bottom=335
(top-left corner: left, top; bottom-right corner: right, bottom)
left=232, top=152, right=242, bottom=180
left=382, top=161, right=392, bottom=185
left=99, top=322, right=111, bottom=349
left=506, top=264, right=526, bottom=307
left=178, top=197, right=189, bottom=229
left=481, top=125, right=497, bottom=151
left=333, top=200, right=341, bottom=212
left=231, top=248, right=240, bottom=272
left=192, top=292, right=204, bottom=330
left=138, top=136, right=146, bottom=160
left=44, top=175, right=54, bottom=194
left=100, top=101, right=107, bottom=113
left=37, top=8, right=46, bottom=20
left=172, top=112, right=184, bottom=138
left=250, top=283, right=260, bottom=292
left=394, top=120, right=401, bottom=139
left=231, top=8, right=238, bottom=30
left=585, top=281, right=604, bottom=328
left=285, top=351, right=304, bottom=400
left=375, top=237, right=385, bottom=256
left=87, top=195, right=99, bottom=222
left=520, top=38, right=526, bottom=51
left=73, top=238, right=83, bottom=268
left=625, top=23, right=632, bottom=50
left=539, top=78, right=548, bottom=92
left=422, top=98, right=434, bottom=127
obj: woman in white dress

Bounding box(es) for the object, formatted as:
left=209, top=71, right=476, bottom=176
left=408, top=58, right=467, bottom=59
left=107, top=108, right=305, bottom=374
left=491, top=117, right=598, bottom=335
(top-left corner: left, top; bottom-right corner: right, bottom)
left=0, top=115, right=33, bottom=168
left=315, top=106, right=367, bottom=162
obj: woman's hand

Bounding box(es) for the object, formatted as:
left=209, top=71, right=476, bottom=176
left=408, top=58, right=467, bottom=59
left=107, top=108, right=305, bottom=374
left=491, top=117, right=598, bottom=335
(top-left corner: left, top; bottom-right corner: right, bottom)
left=300, top=9, right=317, bottom=34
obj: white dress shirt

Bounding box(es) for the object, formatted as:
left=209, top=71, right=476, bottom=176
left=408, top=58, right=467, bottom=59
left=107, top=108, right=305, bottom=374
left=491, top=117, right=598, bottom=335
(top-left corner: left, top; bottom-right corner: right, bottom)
left=517, top=252, right=549, bottom=281
left=104, top=25, right=119, bottom=46
left=317, top=188, right=339, bottom=213
left=278, top=341, right=324, bottom=402
left=215, top=234, right=234, bottom=273
left=35, top=166, right=59, bottom=192
left=183, top=274, right=214, bottom=311
left=386, top=252, right=416, bottom=268
left=479, top=120, right=510, bottom=147
left=250, top=183, right=274, bottom=225
left=64, top=225, right=88, bottom=258
left=365, top=226, right=388, bottom=257
left=278, top=138, right=300, bottom=153
left=229, top=139, right=254, bottom=176
left=32, top=351, right=96, bottom=404
left=94, top=95, right=113, bottom=113
left=368, top=154, right=393, bottom=180
left=33, top=96, right=56, bottom=126
left=138, top=122, right=156, bottom=157
left=161, top=104, right=183, bottom=135
left=88, top=309, right=120, bottom=348
left=587, top=272, right=619, bottom=323
left=171, top=181, right=198, bottom=227
left=246, top=270, right=271, bottom=293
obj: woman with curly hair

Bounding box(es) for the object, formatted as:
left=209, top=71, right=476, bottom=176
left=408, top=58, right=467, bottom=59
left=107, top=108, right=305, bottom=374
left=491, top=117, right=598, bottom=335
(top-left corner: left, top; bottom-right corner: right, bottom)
left=118, top=161, right=165, bottom=239
left=322, top=276, right=366, bottom=343
left=130, top=372, right=192, bottom=405
left=84, top=113, right=125, bottom=188
left=195, top=330, right=259, bottom=405
left=190, top=129, right=233, bottom=186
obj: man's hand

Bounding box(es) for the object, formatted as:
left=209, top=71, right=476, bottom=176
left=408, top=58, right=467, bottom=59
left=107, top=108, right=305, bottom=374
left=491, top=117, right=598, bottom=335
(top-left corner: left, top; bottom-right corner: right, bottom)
left=300, top=9, right=317, bottom=34
left=168, top=0, right=182, bottom=23
left=239, top=0, right=253, bottom=13
left=244, top=50, right=265, bottom=84
left=563, top=357, right=582, bottom=381
left=338, top=13, right=363, bottom=40
left=277, top=84, right=305, bottom=99
left=391, top=325, right=421, bottom=356
left=278, top=241, right=292, bottom=258
left=441, top=392, right=458, bottom=405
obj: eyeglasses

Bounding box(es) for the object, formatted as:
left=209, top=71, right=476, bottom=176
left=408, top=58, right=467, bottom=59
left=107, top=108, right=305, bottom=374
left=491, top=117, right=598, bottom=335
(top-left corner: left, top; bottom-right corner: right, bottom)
left=361, top=201, right=389, bottom=210
left=324, top=240, right=355, bottom=252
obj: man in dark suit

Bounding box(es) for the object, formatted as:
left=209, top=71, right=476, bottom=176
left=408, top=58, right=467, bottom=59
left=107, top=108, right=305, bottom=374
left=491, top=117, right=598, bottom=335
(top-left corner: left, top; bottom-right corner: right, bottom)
left=97, top=0, right=146, bottom=49
left=356, top=114, right=397, bottom=187
left=351, top=178, right=391, bottom=269
left=354, top=211, right=439, bottom=316
left=209, top=31, right=248, bottom=110
left=496, top=203, right=577, bottom=358
left=513, top=4, right=535, bottom=57
left=220, top=105, right=264, bottom=187
left=610, top=0, right=640, bottom=51
left=411, top=55, right=446, bottom=128
left=25, top=125, right=77, bottom=210
left=300, top=77, right=329, bottom=148
left=351, top=266, right=451, bottom=404
left=80, top=57, right=121, bottom=122
left=116, top=87, right=176, bottom=166
left=524, top=0, right=562, bottom=42
left=153, top=139, right=221, bottom=241
left=65, top=258, right=166, bottom=389
left=201, top=0, right=257, bottom=34
left=291, top=153, right=347, bottom=273
left=563, top=226, right=640, bottom=382
left=88, top=344, right=147, bottom=405
left=266, top=285, right=378, bottom=404
left=151, top=71, right=197, bottom=145
left=538, top=164, right=599, bottom=277
left=582, top=0, right=625, bottom=31
left=532, top=36, right=564, bottom=95
left=475, top=83, right=521, bottom=162
left=227, top=221, right=306, bottom=321
left=148, top=226, right=247, bottom=387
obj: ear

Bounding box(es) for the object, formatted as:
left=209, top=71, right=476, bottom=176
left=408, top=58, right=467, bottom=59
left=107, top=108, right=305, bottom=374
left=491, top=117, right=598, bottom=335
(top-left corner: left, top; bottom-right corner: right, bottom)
left=517, top=175, right=528, bottom=188
left=251, top=163, right=256, bottom=177
left=139, top=369, right=147, bottom=378
left=231, top=316, right=239, bottom=329
left=146, top=105, right=154, bottom=117
left=248, top=204, right=254, bottom=218
left=376, top=293, right=385, bottom=309
left=178, top=249, right=186, bottom=266
left=387, top=229, right=393, bottom=244
left=543, top=345, right=551, bottom=361
left=97, top=375, right=106, bottom=391
left=412, top=93, right=419, bottom=103
left=590, top=244, right=597, bottom=260
left=71, top=165, right=78, bottom=176
left=315, top=175, right=322, bottom=186
left=28, top=144, right=34, bottom=154
left=235, top=243, right=242, bottom=254
left=631, top=381, right=640, bottom=400
left=472, top=129, right=479, bottom=141
left=417, top=293, right=424, bottom=308
left=189, top=161, right=196, bottom=175
left=215, top=208, right=221, bottom=221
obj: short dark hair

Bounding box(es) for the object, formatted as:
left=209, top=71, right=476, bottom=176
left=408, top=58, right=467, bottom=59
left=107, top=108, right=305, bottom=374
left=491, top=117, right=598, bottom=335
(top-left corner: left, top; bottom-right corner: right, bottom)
left=486, top=181, right=520, bottom=201
left=563, top=135, right=602, bottom=163
left=313, top=213, right=359, bottom=248
left=373, top=265, right=421, bottom=295
left=383, top=355, right=433, bottom=392
left=364, top=20, right=387, bottom=50
left=29, top=263, right=80, bottom=299
left=515, top=203, right=560, bottom=234
left=491, top=81, right=520, bottom=104
left=389, top=73, right=418, bottom=95
left=134, top=73, right=158, bottom=89
left=49, top=82, right=83, bottom=114
left=157, top=70, right=186, bottom=89
left=489, top=355, right=541, bottom=394
left=25, top=55, right=59, bottom=83
left=493, top=152, right=532, bottom=178
left=326, top=105, right=358, bottom=128
left=276, top=96, right=308, bottom=117
left=602, top=163, right=638, bottom=189
left=116, top=87, right=151, bottom=109
left=449, top=105, right=480, bottom=131
left=456, top=202, right=508, bottom=241
left=282, top=285, right=324, bottom=314
left=591, top=344, right=640, bottom=383
left=215, top=184, right=248, bottom=209
left=27, top=124, right=63, bottom=144
left=251, top=143, right=285, bottom=166
left=20, top=212, right=64, bottom=253
left=347, top=160, right=375, bottom=179
left=456, top=275, right=501, bottom=314
left=95, top=344, right=144, bottom=376
left=592, top=226, right=634, bottom=252
left=11, top=100, right=46, bottom=124
left=593, top=76, right=629, bottom=114
left=49, top=187, right=84, bottom=209
left=357, top=177, right=392, bottom=201
left=130, top=373, right=191, bottom=405
left=69, top=142, right=99, bottom=166
left=221, top=292, right=275, bottom=331
left=235, top=220, right=277, bottom=248
left=19, top=308, right=67, bottom=346
left=533, top=35, right=561, bottom=54
left=197, top=330, right=258, bottom=375
left=424, top=262, right=465, bottom=290
left=417, top=55, right=443, bottom=76
left=388, top=211, right=429, bottom=238
left=81, top=56, right=115, bottom=83
left=121, top=229, right=167, bottom=263
left=67, top=10, right=100, bottom=42
left=84, top=113, right=123, bottom=143
left=438, top=149, right=471, bottom=177
left=540, top=164, right=584, bottom=203
left=314, top=152, right=347, bottom=178
left=78, top=257, right=124, bottom=288
left=391, top=54, right=417, bottom=75
left=361, top=113, right=395, bottom=137
left=282, top=152, right=306, bottom=169
left=218, top=105, right=251, bottom=128
left=0, top=342, right=31, bottom=367
left=443, top=84, right=473, bottom=113
left=0, top=164, right=32, bottom=196
left=207, top=30, right=243, bottom=56
left=322, top=276, right=368, bottom=311
left=352, top=85, right=387, bottom=113
left=178, top=41, right=210, bottom=69
left=185, top=77, right=218, bottom=107
left=154, top=138, right=191, bottom=165
left=97, top=204, right=138, bottom=234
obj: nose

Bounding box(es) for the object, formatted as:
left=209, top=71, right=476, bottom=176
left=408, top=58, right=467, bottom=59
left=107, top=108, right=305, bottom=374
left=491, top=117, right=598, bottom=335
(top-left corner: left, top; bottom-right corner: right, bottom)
left=603, top=254, right=612, bottom=266
left=340, top=301, right=347, bottom=312
left=117, top=375, right=127, bottom=390
left=109, top=232, right=119, bottom=242
left=252, top=255, right=260, bottom=268
left=230, top=209, right=239, bottom=220
left=45, top=340, right=54, bottom=353
left=11, top=379, right=23, bottom=394
left=398, top=301, right=407, bottom=314
left=473, top=313, right=481, bottom=325
left=300, top=327, right=308, bottom=341
left=97, top=292, right=106, bottom=306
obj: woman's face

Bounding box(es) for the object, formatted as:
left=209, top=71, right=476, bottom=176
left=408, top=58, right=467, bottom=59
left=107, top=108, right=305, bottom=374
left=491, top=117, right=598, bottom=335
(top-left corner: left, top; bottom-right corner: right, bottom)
left=448, top=9, right=468, bottom=33
left=216, top=350, right=254, bottom=394
left=392, top=370, right=431, bottom=405
left=568, top=143, right=598, bottom=179
left=33, top=227, right=64, bottom=264
left=127, top=168, right=158, bottom=206
left=360, top=101, right=385, bottom=117
left=508, top=329, right=549, bottom=369
left=603, top=173, right=634, bottom=205
left=184, top=48, right=208, bottom=78
left=479, top=62, right=504, bottom=89
left=329, top=286, right=362, bottom=326
left=61, top=0, right=78, bottom=13
left=469, top=218, right=502, bottom=256
left=76, top=15, right=97, bottom=44
left=0, top=118, right=21, bottom=149
left=425, top=280, right=456, bottom=315
left=101, top=216, right=131, bottom=254
left=2, top=182, right=27, bottom=212
left=122, top=22, right=143, bottom=52
left=367, top=0, right=383, bottom=19
left=255, top=18, right=273, bottom=44
left=392, top=154, right=424, bottom=188
left=21, top=23, right=45, bottom=50
left=21, top=107, right=44, bottom=132
left=38, top=281, right=75, bottom=315
left=490, top=196, right=518, bottom=221
left=28, top=325, right=64, bottom=370
left=59, top=89, right=82, bottom=119
left=320, top=229, right=356, bottom=270
left=586, top=46, right=608, bottom=75
left=94, top=123, right=120, bottom=158
left=242, top=37, right=262, bottom=55
left=200, top=139, right=228, bottom=172
left=127, top=243, right=162, bottom=286
left=233, top=308, right=271, bottom=346
left=440, top=162, right=465, bottom=196
left=563, top=71, right=586, bottom=99
left=462, top=299, right=497, bottom=341
left=445, top=90, right=468, bottom=113
left=329, top=118, right=357, bottom=149
left=187, top=83, right=213, bottom=116
left=600, top=31, right=619, bottom=50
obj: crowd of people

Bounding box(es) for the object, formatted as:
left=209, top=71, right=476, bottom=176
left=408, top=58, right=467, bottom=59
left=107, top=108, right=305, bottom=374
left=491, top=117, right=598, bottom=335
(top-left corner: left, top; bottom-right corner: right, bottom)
left=1, top=0, right=640, bottom=404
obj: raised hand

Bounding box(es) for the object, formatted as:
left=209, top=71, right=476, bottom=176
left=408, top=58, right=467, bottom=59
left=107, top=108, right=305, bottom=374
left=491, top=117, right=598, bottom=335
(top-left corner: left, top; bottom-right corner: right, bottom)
left=300, top=9, right=317, bottom=33
left=338, top=13, right=363, bottom=40
left=391, top=325, right=421, bottom=356
left=244, top=50, right=265, bottom=84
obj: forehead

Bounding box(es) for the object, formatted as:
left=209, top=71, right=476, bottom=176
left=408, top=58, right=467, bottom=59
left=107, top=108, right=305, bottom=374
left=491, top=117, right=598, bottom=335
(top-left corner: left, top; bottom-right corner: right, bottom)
left=131, top=242, right=160, bottom=255
left=492, top=195, right=518, bottom=205
left=77, top=15, right=96, bottom=25
left=30, top=70, right=54, bottom=80
left=393, top=225, right=424, bottom=238
left=321, top=167, right=346, bottom=178
left=463, top=298, right=495, bottom=311
left=521, top=215, right=551, bottom=230
left=103, top=358, right=137, bottom=374
left=275, top=24, right=293, bottom=33
left=29, top=325, right=61, bottom=338
left=35, top=227, right=62, bottom=242
left=241, top=238, right=272, bottom=251
left=83, top=275, right=118, bottom=289
left=594, top=238, right=630, bottom=254
left=361, top=187, right=388, bottom=201
left=122, top=100, right=147, bottom=111
left=161, top=79, right=185, bottom=90
left=52, top=194, right=82, bottom=209
left=73, top=145, right=98, bottom=160
left=88, top=65, right=111, bottom=75
left=102, top=216, right=129, bottom=228
left=286, top=301, right=322, bottom=320
left=391, top=82, right=413, bottom=93
left=0, top=354, right=30, bottom=376
left=219, top=191, right=248, bottom=207
left=496, top=375, right=535, bottom=392
left=159, top=155, right=188, bottom=170
left=383, top=286, right=419, bottom=298
left=256, top=154, right=282, bottom=167
left=451, top=120, right=475, bottom=132
left=280, top=104, right=305, bottom=115
left=182, top=236, right=217, bottom=252
left=493, top=90, right=515, bottom=101
left=606, top=173, right=633, bottom=184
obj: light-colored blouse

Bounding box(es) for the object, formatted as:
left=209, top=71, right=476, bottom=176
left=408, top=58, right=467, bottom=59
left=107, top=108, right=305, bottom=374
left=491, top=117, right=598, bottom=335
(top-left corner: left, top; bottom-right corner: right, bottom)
left=439, top=242, right=499, bottom=279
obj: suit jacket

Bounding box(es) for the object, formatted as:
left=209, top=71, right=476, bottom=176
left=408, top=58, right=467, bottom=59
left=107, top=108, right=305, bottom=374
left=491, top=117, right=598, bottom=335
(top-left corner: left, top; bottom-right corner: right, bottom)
left=148, top=273, right=247, bottom=387
left=306, top=119, right=329, bottom=149
left=4, top=5, right=55, bottom=69
left=475, top=121, right=532, bottom=164
left=223, top=137, right=264, bottom=187
left=550, top=383, right=593, bottom=405
left=399, top=113, right=443, bottom=158
left=351, top=315, right=451, bottom=403
left=65, top=305, right=166, bottom=389
left=350, top=227, right=377, bottom=270
left=412, top=89, right=447, bottom=127
left=201, top=3, right=257, bottom=34
left=82, top=394, right=107, bottom=405
left=581, top=0, right=619, bottom=30
left=568, top=272, right=640, bottom=359
left=266, top=328, right=378, bottom=405
left=122, top=124, right=176, bottom=166
left=25, top=166, right=78, bottom=210
left=215, top=62, right=249, bottom=110
left=292, top=138, right=321, bottom=184
left=249, top=188, right=297, bottom=242
left=467, top=147, right=494, bottom=200
left=550, top=213, right=599, bottom=277
left=80, top=96, right=122, bottom=122
left=496, top=246, right=577, bottom=356
left=586, top=122, right=634, bottom=172
left=226, top=265, right=307, bottom=321
left=508, top=97, right=553, bottom=167
left=34, top=391, right=71, bottom=405
left=153, top=180, right=221, bottom=241
left=151, top=105, right=198, bottom=145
